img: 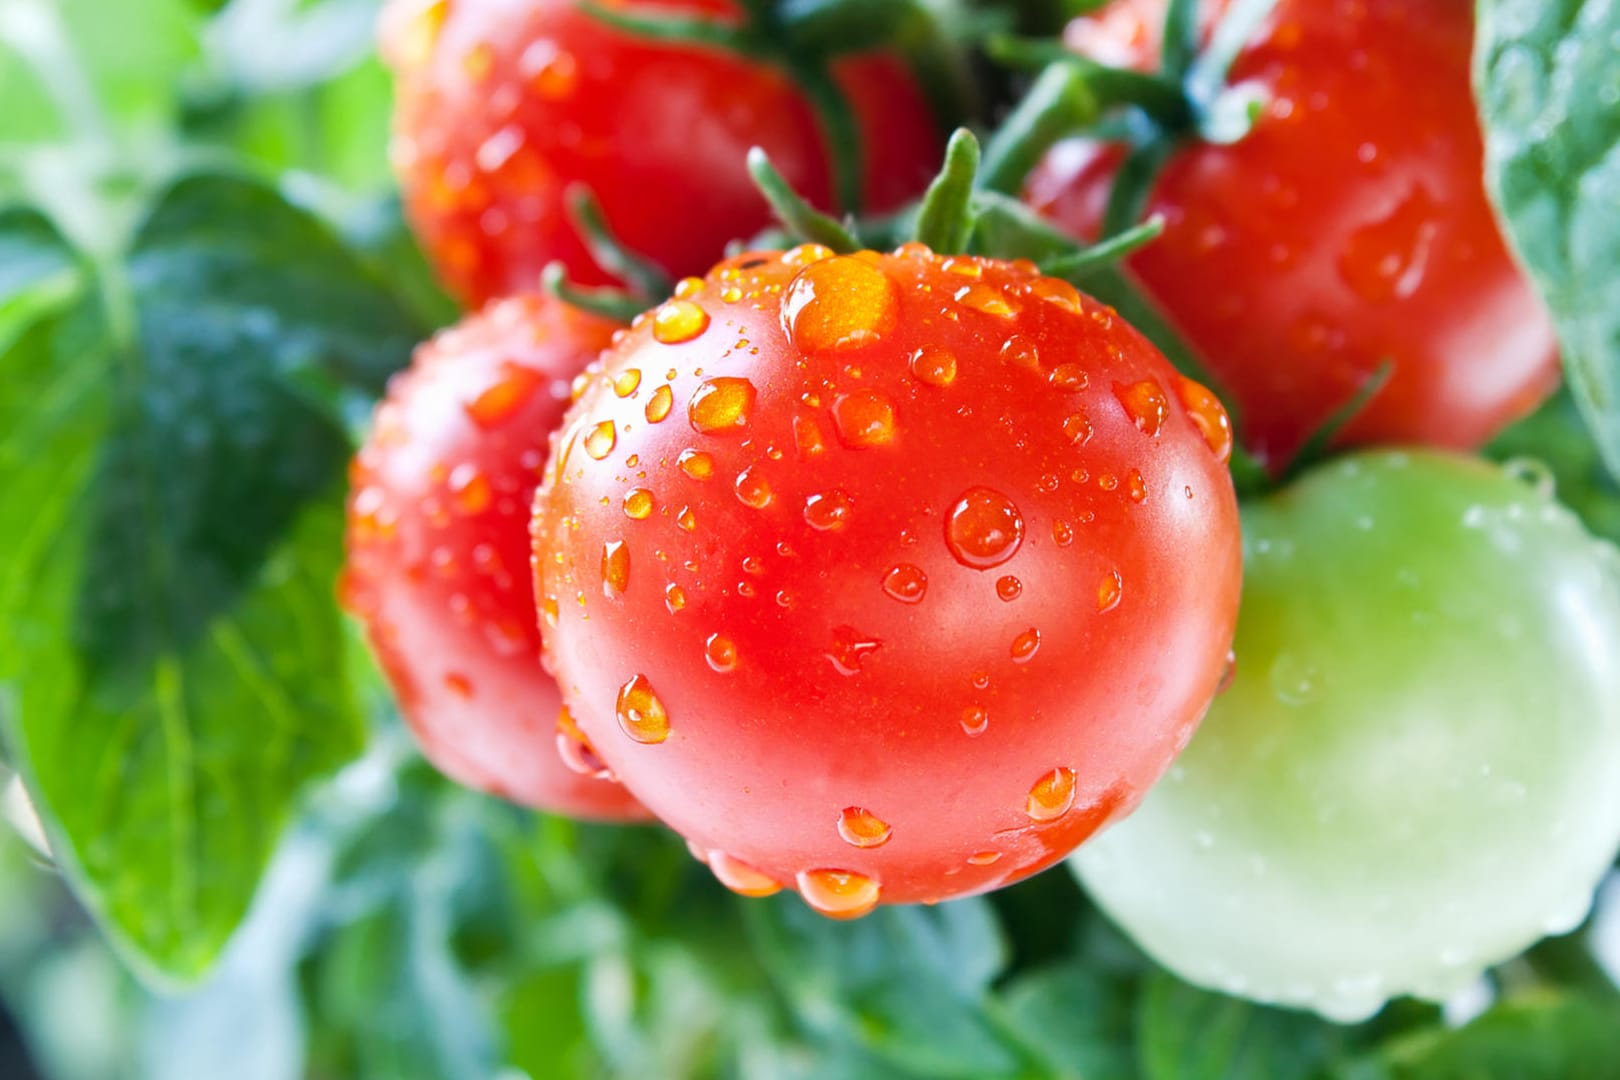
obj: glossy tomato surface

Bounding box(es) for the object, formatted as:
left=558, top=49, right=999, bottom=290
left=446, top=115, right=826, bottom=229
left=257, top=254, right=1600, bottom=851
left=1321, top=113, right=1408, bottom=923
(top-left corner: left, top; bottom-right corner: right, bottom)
left=533, top=246, right=1242, bottom=914
left=1028, top=0, right=1559, bottom=471
left=383, top=0, right=944, bottom=306
left=345, top=294, right=647, bottom=819
left=1074, top=451, right=1620, bottom=1021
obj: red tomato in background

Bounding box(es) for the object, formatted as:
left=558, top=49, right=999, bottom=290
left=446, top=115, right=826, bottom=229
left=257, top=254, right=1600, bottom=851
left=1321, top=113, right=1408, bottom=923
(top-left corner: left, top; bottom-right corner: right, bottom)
left=1027, top=0, right=1559, bottom=471
left=382, top=0, right=944, bottom=307
left=532, top=246, right=1242, bottom=914
left=344, top=294, right=648, bottom=820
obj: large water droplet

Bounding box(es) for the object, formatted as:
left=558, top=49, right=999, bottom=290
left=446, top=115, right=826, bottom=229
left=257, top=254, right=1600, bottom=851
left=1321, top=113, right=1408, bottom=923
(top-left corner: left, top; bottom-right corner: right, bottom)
left=837, top=807, right=893, bottom=849
left=1339, top=185, right=1439, bottom=302
left=804, top=490, right=852, bottom=532
left=710, top=852, right=781, bottom=897
left=645, top=384, right=674, bottom=423
left=689, top=377, right=756, bottom=435
left=615, top=674, right=669, bottom=743
left=796, top=868, right=881, bottom=919
left=945, top=488, right=1025, bottom=569
left=882, top=563, right=927, bottom=604
left=1026, top=767, right=1077, bottom=822
left=704, top=633, right=739, bottom=673
left=1115, top=379, right=1169, bottom=436
left=653, top=299, right=711, bottom=344
left=734, top=465, right=774, bottom=509
left=831, top=389, right=897, bottom=448
left=584, top=420, right=617, bottom=460
left=782, top=256, right=898, bottom=352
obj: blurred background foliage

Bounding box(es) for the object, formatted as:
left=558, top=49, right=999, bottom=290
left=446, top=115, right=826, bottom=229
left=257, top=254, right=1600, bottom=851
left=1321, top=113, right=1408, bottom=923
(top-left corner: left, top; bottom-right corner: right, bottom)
left=0, top=0, right=1616, bottom=1077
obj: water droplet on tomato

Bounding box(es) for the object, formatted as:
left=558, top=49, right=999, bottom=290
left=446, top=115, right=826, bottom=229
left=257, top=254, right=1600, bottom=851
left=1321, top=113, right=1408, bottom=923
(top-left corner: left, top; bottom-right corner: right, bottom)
left=1028, top=276, right=1082, bottom=313
left=796, top=868, right=881, bottom=919
left=1174, top=376, right=1234, bottom=464
left=710, top=852, right=781, bottom=897
left=1063, top=412, right=1094, bottom=446
left=1048, top=364, right=1088, bottom=391
left=1097, top=570, right=1123, bottom=612
left=665, top=583, right=687, bottom=613
left=1116, top=379, right=1170, bottom=436
left=967, top=850, right=1002, bottom=866
left=955, top=283, right=1021, bottom=318
left=616, top=674, right=669, bottom=743
left=556, top=707, right=612, bottom=779
left=1000, top=335, right=1041, bottom=371
left=826, top=627, right=882, bottom=675
left=704, top=633, right=738, bottom=673
left=676, top=505, right=697, bottom=532
left=782, top=256, right=898, bottom=352
left=882, top=563, right=927, bottom=604
left=1026, top=767, right=1077, bottom=822
left=643, top=384, right=674, bottom=424
left=1010, top=628, right=1041, bottom=664
left=1339, top=185, right=1439, bottom=303
left=584, top=421, right=617, bottom=460
left=465, top=362, right=544, bottom=428
left=443, top=672, right=472, bottom=698
left=601, top=540, right=630, bottom=599
left=678, top=449, right=714, bottom=479
left=613, top=368, right=642, bottom=398
left=831, top=389, right=897, bottom=448
left=961, top=706, right=989, bottom=737
left=653, top=299, right=711, bottom=344
left=837, top=807, right=893, bottom=849
left=734, top=466, right=773, bottom=509
left=804, top=490, right=852, bottom=531
left=1128, top=470, right=1148, bottom=503
left=944, top=488, right=1025, bottom=569
left=624, top=488, right=655, bottom=519
left=996, top=575, right=1022, bottom=602
left=689, top=377, right=756, bottom=434
left=909, top=347, right=957, bottom=387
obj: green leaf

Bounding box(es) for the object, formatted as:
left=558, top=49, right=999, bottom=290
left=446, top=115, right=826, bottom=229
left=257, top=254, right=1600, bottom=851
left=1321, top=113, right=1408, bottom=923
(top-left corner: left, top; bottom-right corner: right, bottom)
left=1337, top=993, right=1620, bottom=1080
left=746, top=897, right=1023, bottom=1078
left=0, top=206, right=81, bottom=311
left=1476, top=0, right=1620, bottom=481
left=1000, top=965, right=1136, bottom=1080
left=0, top=173, right=421, bottom=984
left=1137, top=972, right=1346, bottom=1080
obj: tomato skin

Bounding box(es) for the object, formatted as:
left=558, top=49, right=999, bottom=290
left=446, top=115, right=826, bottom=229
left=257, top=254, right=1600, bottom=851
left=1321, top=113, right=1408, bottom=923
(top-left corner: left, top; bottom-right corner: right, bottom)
left=533, top=247, right=1242, bottom=911
left=1028, top=0, right=1559, bottom=472
left=383, top=0, right=943, bottom=307
left=344, top=294, right=648, bottom=820
left=1074, top=451, right=1620, bottom=1021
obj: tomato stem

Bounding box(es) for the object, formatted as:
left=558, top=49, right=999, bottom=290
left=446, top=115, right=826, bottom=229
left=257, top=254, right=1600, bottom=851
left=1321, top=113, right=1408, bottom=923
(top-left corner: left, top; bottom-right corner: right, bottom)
left=745, top=147, right=860, bottom=253
left=1041, top=214, right=1165, bottom=275
left=540, top=263, right=647, bottom=325
left=1282, top=361, right=1395, bottom=482
left=912, top=128, right=981, bottom=253
left=564, top=186, right=671, bottom=302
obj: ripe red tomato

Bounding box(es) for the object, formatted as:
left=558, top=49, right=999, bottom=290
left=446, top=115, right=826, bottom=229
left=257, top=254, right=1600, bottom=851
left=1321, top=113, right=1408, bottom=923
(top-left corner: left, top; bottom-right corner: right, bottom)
left=532, top=245, right=1242, bottom=914
left=382, top=0, right=944, bottom=306
left=1027, top=0, right=1559, bottom=471
left=344, top=294, right=648, bottom=820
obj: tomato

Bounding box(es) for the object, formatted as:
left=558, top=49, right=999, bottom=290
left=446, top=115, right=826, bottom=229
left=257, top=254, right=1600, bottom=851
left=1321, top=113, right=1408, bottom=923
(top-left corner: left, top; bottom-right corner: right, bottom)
left=1027, top=0, right=1560, bottom=472
left=344, top=294, right=648, bottom=820
left=382, top=0, right=944, bottom=307
left=532, top=245, right=1242, bottom=914
left=1073, top=451, right=1620, bottom=1021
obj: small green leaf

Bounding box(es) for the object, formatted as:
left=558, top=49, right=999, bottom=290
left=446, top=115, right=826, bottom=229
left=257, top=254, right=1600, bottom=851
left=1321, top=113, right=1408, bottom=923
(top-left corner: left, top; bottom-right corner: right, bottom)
left=0, top=173, right=422, bottom=984
left=1477, top=0, right=1620, bottom=482
left=1000, top=964, right=1136, bottom=1080
left=912, top=128, right=981, bottom=254
left=1137, top=972, right=1346, bottom=1080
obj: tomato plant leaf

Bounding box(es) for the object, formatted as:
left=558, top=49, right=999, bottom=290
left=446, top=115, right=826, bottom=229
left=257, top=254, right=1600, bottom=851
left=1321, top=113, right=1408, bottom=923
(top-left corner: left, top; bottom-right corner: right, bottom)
left=0, top=206, right=82, bottom=313
left=0, top=172, right=421, bottom=985
left=1137, top=972, right=1347, bottom=1080
left=1476, top=0, right=1620, bottom=482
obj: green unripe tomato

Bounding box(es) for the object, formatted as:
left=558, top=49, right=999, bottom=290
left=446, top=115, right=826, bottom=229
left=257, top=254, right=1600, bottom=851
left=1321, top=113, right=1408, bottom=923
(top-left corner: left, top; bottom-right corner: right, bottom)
left=1072, top=450, right=1620, bottom=1022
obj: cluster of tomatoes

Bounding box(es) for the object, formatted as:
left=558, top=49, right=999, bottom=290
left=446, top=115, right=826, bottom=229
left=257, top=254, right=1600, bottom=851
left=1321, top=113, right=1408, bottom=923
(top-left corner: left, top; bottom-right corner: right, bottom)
left=344, top=0, right=1620, bottom=1022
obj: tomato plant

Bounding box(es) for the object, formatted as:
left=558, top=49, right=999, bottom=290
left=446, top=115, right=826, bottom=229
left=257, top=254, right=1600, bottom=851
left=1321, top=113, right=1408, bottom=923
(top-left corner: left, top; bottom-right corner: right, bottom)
left=383, top=0, right=945, bottom=305
left=1027, top=0, right=1560, bottom=471
left=344, top=293, right=647, bottom=819
left=1074, top=451, right=1620, bottom=1021
left=532, top=244, right=1242, bottom=914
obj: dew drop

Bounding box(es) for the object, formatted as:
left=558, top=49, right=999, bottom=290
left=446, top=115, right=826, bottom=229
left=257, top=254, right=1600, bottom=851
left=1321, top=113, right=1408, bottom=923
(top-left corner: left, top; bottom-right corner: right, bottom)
left=734, top=465, right=774, bottom=509
left=1116, top=379, right=1170, bottom=436
left=792, top=414, right=828, bottom=459
left=449, top=464, right=492, bottom=514
left=1028, top=276, right=1082, bottom=313
left=909, top=347, right=957, bottom=387
left=945, top=488, right=1025, bottom=569
left=804, top=490, right=853, bottom=531
left=676, top=505, right=697, bottom=532
left=615, top=674, right=669, bottom=743
left=955, top=283, right=1021, bottom=318
left=826, top=627, right=882, bottom=675
left=710, top=852, right=781, bottom=897
left=465, top=362, right=544, bottom=428
left=1174, top=376, right=1234, bottom=464
left=837, top=807, right=892, bottom=849
left=704, top=633, right=739, bottom=673
left=613, top=368, right=642, bottom=397
left=782, top=256, right=898, bottom=352
left=678, top=449, right=714, bottom=480
left=796, top=868, right=881, bottom=919
left=1097, top=569, right=1123, bottom=612
left=645, top=384, right=674, bottom=423
left=653, top=299, right=711, bottom=344
left=1128, top=470, right=1148, bottom=503
left=584, top=421, right=617, bottom=460
left=1026, top=767, right=1077, bottom=822
left=689, top=377, right=756, bottom=434
left=967, top=850, right=1002, bottom=866
left=664, top=583, right=687, bottom=613
left=1048, top=364, right=1088, bottom=391
left=1339, top=184, right=1439, bottom=303
left=623, top=488, right=655, bottom=519
left=996, top=575, right=1022, bottom=602
left=1010, top=628, right=1041, bottom=664
left=831, top=389, right=897, bottom=449
left=601, top=540, right=630, bottom=599
left=1000, top=335, right=1041, bottom=371
left=882, top=563, right=927, bottom=604
left=960, top=706, right=989, bottom=737
left=1063, top=412, right=1094, bottom=446
left=556, top=707, right=612, bottom=779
